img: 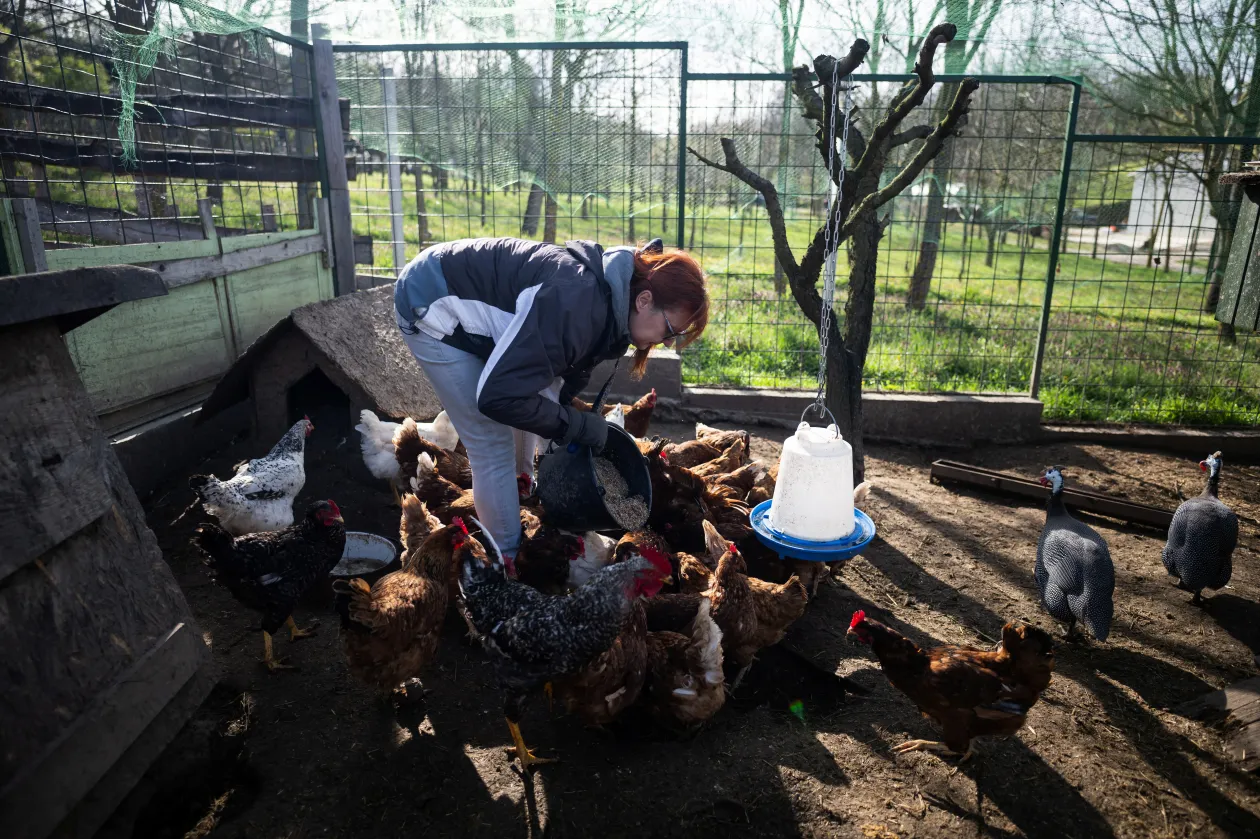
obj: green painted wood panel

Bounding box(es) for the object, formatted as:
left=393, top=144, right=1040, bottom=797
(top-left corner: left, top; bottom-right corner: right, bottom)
left=1217, top=197, right=1260, bottom=332
left=226, top=252, right=327, bottom=350
left=65, top=280, right=235, bottom=414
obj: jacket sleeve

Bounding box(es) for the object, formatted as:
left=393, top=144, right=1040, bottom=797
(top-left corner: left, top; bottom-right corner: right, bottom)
left=476, top=281, right=603, bottom=439
left=558, top=368, right=591, bottom=405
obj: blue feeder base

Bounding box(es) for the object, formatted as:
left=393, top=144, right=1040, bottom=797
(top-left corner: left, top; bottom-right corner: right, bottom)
left=749, top=500, right=875, bottom=563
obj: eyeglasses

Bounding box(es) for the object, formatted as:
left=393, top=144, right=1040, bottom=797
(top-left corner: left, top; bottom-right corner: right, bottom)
left=660, top=308, right=689, bottom=344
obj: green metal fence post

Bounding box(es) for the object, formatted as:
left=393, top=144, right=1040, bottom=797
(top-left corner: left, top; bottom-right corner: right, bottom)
left=676, top=43, right=688, bottom=249
left=1028, top=80, right=1082, bottom=399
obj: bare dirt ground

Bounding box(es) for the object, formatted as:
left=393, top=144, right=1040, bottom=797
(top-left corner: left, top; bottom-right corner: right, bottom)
left=123, top=415, right=1260, bottom=839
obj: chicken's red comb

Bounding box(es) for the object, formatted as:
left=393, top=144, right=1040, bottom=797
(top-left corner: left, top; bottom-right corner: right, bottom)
left=849, top=610, right=866, bottom=629
left=647, top=388, right=657, bottom=404
left=451, top=517, right=468, bottom=535
left=640, top=544, right=671, bottom=566
left=326, top=500, right=341, bottom=517
left=727, top=543, right=739, bottom=555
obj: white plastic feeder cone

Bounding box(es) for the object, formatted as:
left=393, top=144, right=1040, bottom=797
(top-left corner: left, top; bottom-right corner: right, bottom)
left=768, top=421, right=855, bottom=541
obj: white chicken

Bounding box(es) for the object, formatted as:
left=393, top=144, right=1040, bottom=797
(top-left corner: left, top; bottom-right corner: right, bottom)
left=604, top=403, right=626, bottom=430
left=565, top=530, right=618, bottom=587
left=188, top=417, right=312, bottom=536
left=356, top=409, right=458, bottom=501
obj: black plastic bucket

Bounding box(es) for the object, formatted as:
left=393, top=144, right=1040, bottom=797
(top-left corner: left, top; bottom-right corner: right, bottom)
left=536, top=425, right=652, bottom=532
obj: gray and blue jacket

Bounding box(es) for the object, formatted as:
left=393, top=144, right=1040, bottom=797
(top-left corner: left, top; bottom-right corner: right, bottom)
left=394, top=237, right=635, bottom=440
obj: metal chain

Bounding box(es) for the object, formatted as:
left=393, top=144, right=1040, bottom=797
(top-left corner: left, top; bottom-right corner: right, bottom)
left=807, top=61, right=854, bottom=429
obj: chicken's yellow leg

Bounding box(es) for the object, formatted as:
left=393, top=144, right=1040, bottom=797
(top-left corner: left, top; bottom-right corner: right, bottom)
left=505, top=719, right=556, bottom=771
left=263, top=632, right=294, bottom=672
left=893, top=739, right=959, bottom=756
left=543, top=682, right=554, bottom=712
left=286, top=615, right=316, bottom=640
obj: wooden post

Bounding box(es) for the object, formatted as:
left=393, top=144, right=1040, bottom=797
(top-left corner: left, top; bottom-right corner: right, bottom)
left=382, top=67, right=407, bottom=276
left=292, top=3, right=314, bottom=230
left=12, top=198, right=47, bottom=274
left=312, top=34, right=356, bottom=297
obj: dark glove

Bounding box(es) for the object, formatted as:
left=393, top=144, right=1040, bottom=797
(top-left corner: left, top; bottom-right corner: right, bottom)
left=561, top=404, right=609, bottom=453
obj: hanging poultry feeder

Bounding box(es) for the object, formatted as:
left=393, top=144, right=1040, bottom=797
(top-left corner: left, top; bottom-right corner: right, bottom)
left=749, top=409, right=875, bottom=563
left=748, top=66, right=874, bottom=564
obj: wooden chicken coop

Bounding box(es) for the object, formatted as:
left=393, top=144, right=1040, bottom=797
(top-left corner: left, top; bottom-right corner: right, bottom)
left=198, top=283, right=444, bottom=441
left=0, top=262, right=216, bottom=839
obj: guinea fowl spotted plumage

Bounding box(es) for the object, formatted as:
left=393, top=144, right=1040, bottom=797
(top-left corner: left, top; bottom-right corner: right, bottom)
left=1035, top=466, right=1114, bottom=642
left=1163, top=452, right=1238, bottom=605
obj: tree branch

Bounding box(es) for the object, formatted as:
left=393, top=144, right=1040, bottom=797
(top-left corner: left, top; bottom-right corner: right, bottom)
left=890, top=124, right=933, bottom=147
left=686, top=139, right=800, bottom=279
left=797, top=39, right=870, bottom=186
left=852, top=22, right=957, bottom=183
left=857, top=78, right=979, bottom=216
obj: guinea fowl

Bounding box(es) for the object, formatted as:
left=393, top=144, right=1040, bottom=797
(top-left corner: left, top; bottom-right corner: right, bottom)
left=1035, top=466, right=1114, bottom=642
left=1163, top=451, right=1238, bottom=605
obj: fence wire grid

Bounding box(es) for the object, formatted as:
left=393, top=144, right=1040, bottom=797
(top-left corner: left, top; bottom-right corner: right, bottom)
left=334, top=43, right=682, bottom=284
left=1, top=0, right=321, bottom=246
left=4, top=20, right=1258, bottom=428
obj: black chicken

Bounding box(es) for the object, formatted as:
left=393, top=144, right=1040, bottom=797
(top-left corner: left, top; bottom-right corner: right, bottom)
left=194, top=499, right=346, bottom=671
left=457, top=519, right=673, bottom=771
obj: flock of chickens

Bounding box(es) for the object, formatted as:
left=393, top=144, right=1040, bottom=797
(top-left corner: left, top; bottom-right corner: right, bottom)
left=182, top=392, right=1243, bottom=771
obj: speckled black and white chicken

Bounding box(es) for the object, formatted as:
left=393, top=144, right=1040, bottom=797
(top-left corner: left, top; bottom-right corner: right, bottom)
left=188, top=417, right=312, bottom=536
left=1035, top=466, right=1114, bottom=642
left=1162, top=451, right=1238, bottom=605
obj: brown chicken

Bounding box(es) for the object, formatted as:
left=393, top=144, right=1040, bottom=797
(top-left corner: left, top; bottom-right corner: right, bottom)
left=572, top=388, right=658, bottom=438
left=514, top=525, right=586, bottom=594
left=642, top=597, right=726, bottom=732
left=663, top=439, right=724, bottom=470
left=335, top=515, right=470, bottom=696
left=691, top=438, right=748, bottom=479
left=847, top=612, right=1055, bottom=760
left=695, top=423, right=751, bottom=453
left=552, top=598, right=650, bottom=726
left=411, top=454, right=537, bottom=525
left=707, top=461, right=763, bottom=496
left=613, top=529, right=673, bottom=565
left=395, top=417, right=473, bottom=489
left=687, top=541, right=808, bottom=690
left=549, top=537, right=676, bottom=726
left=646, top=450, right=711, bottom=554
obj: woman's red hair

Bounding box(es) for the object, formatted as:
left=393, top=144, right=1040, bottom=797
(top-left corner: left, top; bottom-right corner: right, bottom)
left=629, top=246, right=709, bottom=378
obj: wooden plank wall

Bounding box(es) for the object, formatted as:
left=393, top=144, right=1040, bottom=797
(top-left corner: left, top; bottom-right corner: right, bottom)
left=3, top=197, right=335, bottom=431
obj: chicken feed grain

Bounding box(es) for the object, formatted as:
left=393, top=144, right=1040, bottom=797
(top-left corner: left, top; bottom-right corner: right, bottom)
left=594, top=456, right=648, bottom=530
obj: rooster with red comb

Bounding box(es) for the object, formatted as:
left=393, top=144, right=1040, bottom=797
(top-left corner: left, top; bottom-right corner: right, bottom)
left=457, top=517, right=674, bottom=771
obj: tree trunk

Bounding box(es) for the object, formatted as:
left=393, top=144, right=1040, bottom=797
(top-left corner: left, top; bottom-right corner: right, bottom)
left=521, top=182, right=546, bottom=236
left=1205, top=220, right=1233, bottom=312
left=824, top=209, right=884, bottom=482
left=907, top=85, right=959, bottom=309
left=414, top=166, right=430, bottom=245
left=907, top=158, right=946, bottom=308
left=543, top=192, right=558, bottom=243
left=985, top=224, right=997, bottom=267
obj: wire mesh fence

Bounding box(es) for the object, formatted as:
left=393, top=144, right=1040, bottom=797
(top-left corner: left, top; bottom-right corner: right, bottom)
left=683, top=75, right=1075, bottom=396
left=1039, top=138, right=1260, bottom=425
left=333, top=43, right=683, bottom=284
left=0, top=0, right=322, bottom=247
left=5, top=16, right=1258, bottom=428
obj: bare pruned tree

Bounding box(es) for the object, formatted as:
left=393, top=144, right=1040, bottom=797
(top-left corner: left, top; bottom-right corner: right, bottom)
left=689, top=23, right=978, bottom=479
